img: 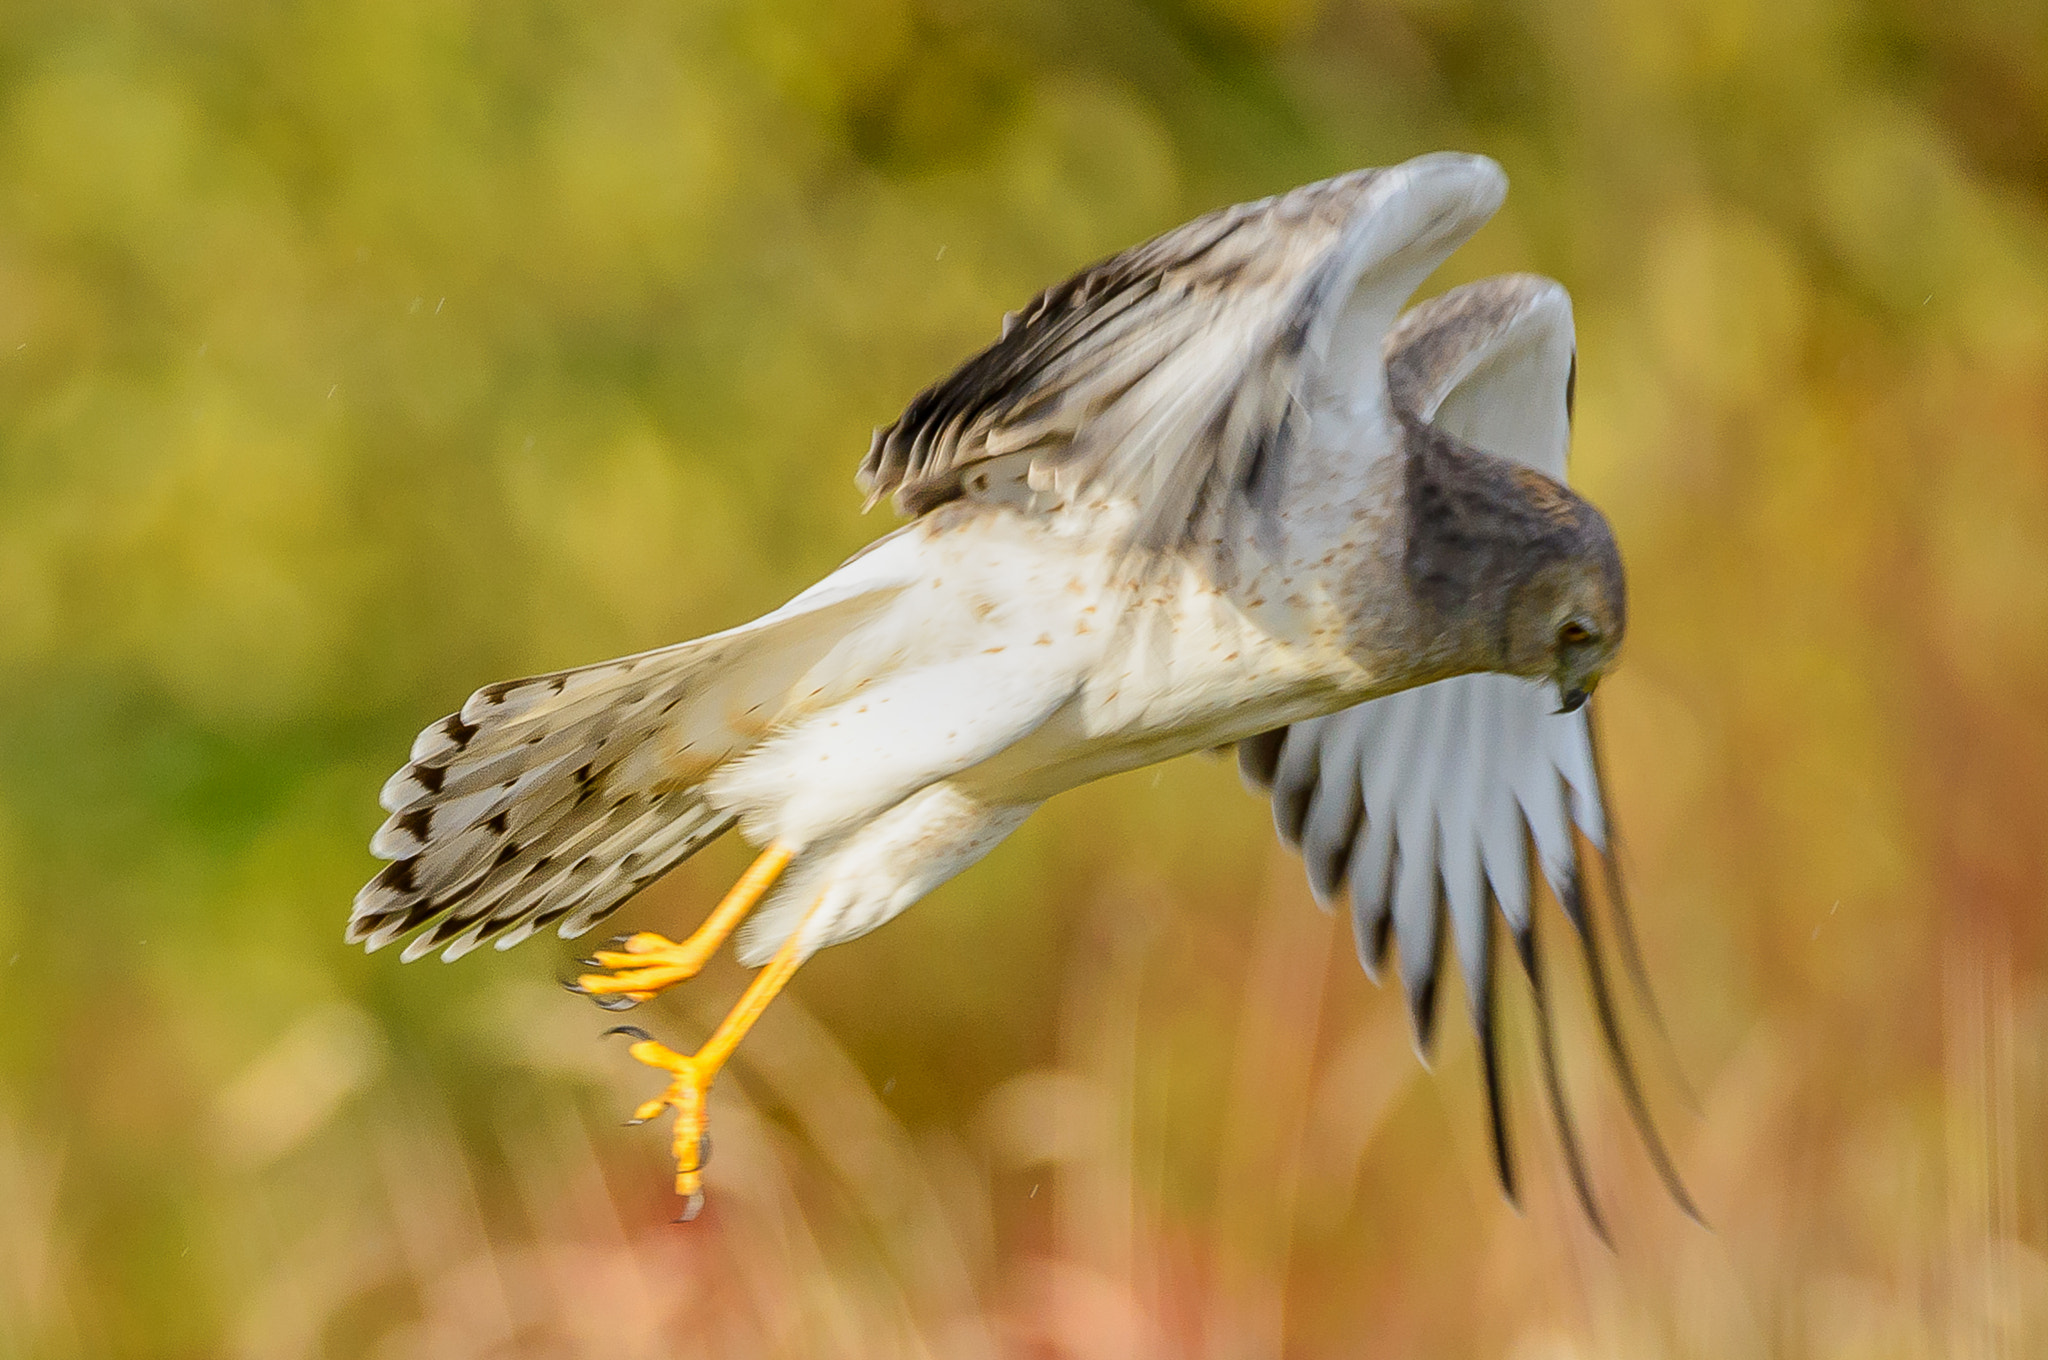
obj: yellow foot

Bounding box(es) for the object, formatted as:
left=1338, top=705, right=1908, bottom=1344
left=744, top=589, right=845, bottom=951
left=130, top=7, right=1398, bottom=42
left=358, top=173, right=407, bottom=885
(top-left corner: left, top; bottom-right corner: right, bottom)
left=608, top=1025, right=716, bottom=1220
left=566, top=842, right=794, bottom=1011
left=573, top=932, right=712, bottom=1007
left=596, top=866, right=825, bottom=1220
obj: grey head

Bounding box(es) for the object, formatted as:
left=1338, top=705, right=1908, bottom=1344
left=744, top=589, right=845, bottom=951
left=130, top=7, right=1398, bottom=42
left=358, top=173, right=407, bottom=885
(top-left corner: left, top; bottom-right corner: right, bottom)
left=1399, top=409, right=1625, bottom=712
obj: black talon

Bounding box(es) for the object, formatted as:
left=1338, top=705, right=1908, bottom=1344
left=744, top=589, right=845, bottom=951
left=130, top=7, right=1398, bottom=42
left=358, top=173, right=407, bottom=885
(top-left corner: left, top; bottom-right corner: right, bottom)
left=594, top=994, right=640, bottom=1011
left=559, top=976, right=589, bottom=995
left=579, top=957, right=602, bottom=968
left=676, top=1189, right=705, bottom=1223
left=608, top=934, right=633, bottom=948
left=625, top=1116, right=648, bottom=1127
left=604, top=1025, right=654, bottom=1042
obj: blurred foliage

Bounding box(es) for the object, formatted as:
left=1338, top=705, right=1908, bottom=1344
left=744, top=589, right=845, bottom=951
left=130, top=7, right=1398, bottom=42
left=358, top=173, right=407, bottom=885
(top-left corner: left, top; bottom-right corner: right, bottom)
left=2, top=0, right=2047, bottom=1355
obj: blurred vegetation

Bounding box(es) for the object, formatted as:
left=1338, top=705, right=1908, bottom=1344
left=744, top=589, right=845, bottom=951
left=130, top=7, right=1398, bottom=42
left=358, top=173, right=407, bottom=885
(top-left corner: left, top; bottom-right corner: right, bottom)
left=2, top=0, right=2046, bottom=1355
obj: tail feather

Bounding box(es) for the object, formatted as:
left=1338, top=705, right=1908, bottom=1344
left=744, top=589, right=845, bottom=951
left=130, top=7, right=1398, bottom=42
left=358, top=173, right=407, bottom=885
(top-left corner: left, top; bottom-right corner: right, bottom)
left=362, top=753, right=711, bottom=955
left=379, top=677, right=682, bottom=816
left=351, top=577, right=907, bottom=961
left=403, top=792, right=731, bottom=963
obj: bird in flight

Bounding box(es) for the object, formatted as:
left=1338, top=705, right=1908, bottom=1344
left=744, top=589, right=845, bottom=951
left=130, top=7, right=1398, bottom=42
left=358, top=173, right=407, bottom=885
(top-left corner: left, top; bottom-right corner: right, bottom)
left=353, top=152, right=1690, bottom=1227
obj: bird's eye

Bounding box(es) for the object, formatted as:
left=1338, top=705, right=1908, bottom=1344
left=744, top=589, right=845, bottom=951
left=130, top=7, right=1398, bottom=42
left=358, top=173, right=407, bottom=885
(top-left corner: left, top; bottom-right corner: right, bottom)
left=1558, top=621, right=1594, bottom=647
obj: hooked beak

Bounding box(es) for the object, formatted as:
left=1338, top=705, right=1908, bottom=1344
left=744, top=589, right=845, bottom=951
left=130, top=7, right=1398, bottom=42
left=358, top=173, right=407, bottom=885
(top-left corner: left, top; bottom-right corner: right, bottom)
left=1555, top=672, right=1598, bottom=714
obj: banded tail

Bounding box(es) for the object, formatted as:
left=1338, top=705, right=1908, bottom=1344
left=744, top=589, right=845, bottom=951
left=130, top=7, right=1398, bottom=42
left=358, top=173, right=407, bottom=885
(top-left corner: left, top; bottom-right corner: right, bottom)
left=349, top=575, right=905, bottom=962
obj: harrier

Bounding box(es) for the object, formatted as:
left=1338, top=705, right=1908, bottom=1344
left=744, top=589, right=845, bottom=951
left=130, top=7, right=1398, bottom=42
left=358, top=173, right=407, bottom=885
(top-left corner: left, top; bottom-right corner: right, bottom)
left=353, top=152, right=1690, bottom=1225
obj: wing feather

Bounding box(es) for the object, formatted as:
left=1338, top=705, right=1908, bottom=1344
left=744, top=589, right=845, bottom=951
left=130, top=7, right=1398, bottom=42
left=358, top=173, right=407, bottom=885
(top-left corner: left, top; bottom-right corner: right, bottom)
left=1243, top=272, right=1693, bottom=1216
left=861, top=153, right=1508, bottom=547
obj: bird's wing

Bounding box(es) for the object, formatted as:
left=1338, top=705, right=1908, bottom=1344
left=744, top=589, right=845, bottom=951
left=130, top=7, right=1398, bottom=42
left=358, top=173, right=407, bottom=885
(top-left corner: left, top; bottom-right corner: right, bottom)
left=1268, top=275, right=1590, bottom=963
left=859, top=152, right=1506, bottom=548
left=1239, top=275, right=1694, bottom=1230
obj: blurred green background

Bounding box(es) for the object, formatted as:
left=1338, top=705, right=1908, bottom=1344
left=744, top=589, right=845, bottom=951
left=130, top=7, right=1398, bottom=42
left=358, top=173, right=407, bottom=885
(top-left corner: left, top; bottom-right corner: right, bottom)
left=2, top=0, right=2046, bottom=1355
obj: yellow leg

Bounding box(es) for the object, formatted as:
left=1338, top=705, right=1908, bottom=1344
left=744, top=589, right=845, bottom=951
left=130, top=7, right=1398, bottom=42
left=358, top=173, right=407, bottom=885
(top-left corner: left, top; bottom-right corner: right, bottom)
left=573, top=842, right=793, bottom=1005
left=609, top=885, right=830, bottom=1219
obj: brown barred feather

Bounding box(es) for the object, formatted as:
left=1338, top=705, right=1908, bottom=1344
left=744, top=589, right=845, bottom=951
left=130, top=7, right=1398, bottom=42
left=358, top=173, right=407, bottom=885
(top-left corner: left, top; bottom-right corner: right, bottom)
left=350, top=584, right=903, bottom=962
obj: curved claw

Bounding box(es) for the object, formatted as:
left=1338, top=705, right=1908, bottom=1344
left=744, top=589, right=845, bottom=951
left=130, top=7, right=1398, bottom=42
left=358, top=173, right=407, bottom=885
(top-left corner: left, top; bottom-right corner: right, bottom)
left=559, top=975, right=590, bottom=995
left=593, top=993, right=641, bottom=1011
left=676, top=1189, right=706, bottom=1223
left=604, top=1025, right=654, bottom=1042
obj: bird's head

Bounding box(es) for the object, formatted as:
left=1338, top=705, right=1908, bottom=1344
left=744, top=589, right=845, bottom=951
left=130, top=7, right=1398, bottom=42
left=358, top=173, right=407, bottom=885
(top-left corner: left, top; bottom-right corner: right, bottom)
left=1500, top=493, right=1626, bottom=712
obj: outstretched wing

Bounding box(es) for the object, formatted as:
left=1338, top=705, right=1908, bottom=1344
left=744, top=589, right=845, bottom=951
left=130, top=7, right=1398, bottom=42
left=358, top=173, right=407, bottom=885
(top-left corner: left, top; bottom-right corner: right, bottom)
left=1239, top=275, right=1695, bottom=1231
left=859, top=152, right=1507, bottom=549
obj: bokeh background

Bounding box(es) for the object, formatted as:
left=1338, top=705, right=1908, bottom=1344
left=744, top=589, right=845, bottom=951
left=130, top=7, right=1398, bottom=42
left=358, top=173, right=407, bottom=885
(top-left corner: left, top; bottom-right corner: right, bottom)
left=2, top=0, right=2045, bottom=1355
